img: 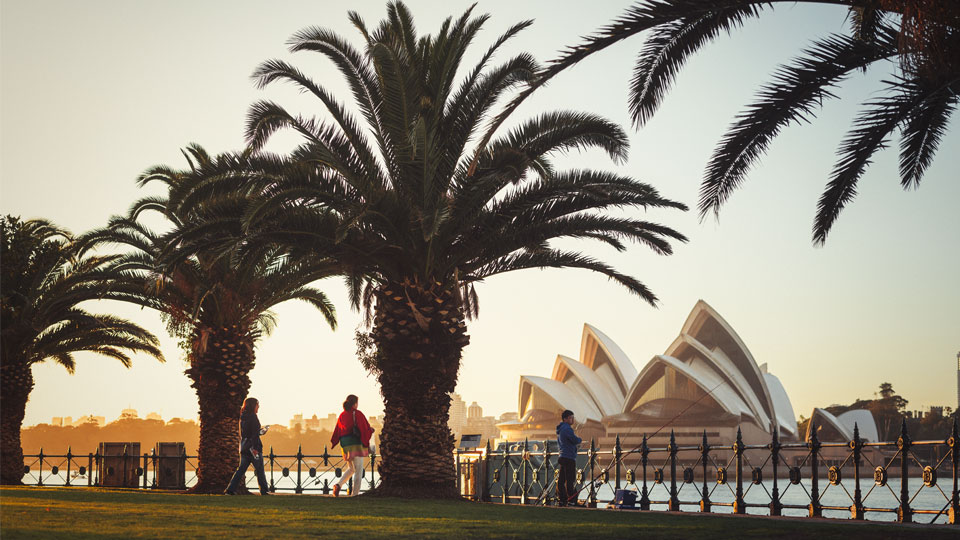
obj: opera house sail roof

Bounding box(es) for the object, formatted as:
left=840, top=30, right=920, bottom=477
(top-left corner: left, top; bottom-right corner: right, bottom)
left=501, top=300, right=816, bottom=444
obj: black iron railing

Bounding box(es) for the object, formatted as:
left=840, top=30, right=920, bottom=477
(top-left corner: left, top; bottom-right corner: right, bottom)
left=19, top=419, right=960, bottom=525
left=20, top=445, right=380, bottom=495
left=474, top=419, right=960, bottom=525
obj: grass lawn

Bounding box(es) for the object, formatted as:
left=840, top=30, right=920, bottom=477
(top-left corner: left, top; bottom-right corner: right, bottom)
left=0, top=487, right=954, bottom=539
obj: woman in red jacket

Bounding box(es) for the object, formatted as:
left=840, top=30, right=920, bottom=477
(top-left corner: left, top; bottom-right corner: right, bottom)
left=330, top=394, right=374, bottom=496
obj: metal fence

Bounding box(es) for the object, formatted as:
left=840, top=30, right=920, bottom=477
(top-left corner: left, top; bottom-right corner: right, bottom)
left=471, top=420, right=960, bottom=525
left=20, top=420, right=960, bottom=526
left=20, top=445, right=380, bottom=495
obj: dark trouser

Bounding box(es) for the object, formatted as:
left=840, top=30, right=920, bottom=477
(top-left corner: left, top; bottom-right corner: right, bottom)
left=226, top=450, right=269, bottom=494
left=557, top=457, right=577, bottom=505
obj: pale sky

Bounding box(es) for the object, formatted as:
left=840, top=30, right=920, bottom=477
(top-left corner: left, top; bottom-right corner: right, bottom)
left=2, top=0, right=958, bottom=429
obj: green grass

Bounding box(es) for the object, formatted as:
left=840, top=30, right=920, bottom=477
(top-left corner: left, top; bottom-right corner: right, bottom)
left=0, top=487, right=953, bottom=539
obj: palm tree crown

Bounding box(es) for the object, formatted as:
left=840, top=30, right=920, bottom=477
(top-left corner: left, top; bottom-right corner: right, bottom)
left=243, top=2, right=689, bottom=310
left=491, top=0, right=958, bottom=244
left=0, top=215, right=163, bottom=485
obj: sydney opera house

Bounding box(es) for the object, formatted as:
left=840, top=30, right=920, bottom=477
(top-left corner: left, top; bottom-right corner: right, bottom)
left=498, top=300, right=879, bottom=451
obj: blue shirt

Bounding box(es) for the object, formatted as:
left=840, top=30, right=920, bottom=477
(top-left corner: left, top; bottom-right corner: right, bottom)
left=556, top=421, right=582, bottom=459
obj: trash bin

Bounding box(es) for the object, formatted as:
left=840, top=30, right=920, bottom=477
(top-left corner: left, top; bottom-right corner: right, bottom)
left=97, top=442, right=140, bottom=488
left=154, top=442, right=186, bottom=489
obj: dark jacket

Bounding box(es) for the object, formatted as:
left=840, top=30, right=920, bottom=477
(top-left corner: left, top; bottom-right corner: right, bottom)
left=556, top=421, right=582, bottom=460
left=239, top=411, right=263, bottom=454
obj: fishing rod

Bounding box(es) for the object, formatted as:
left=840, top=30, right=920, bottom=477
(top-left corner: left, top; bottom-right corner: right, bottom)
left=534, top=380, right=727, bottom=507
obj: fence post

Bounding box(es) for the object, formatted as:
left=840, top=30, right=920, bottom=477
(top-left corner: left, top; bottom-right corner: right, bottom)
left=502, top=443, right=508, bottom=504
left=88, top=452, right=94, bottom=487
left=669, top=430, right=679, bottom=511
left=179, top=447, right=187, bottom=489
left=770, top=429, right=782, bottom=516
left=142, top=453, right=149, bottom=489
left=482, top=440, right=492, bottom=502
left=851, top=423, right=864, bottom=520
left=809, top=422, right=822, bottom=517
left=897, top=419, right=912, bottom=523
left=950, top=418, right=958, bottom=525
left=151, top=449, right=157, bottom=488
left=614, top=435, right=622, bottom=491
left=456, top=447, right=462, bottom=498
left=368, top=446, right=376, bottom=492
left=521, top=438, right=530, bottom=504
left=65, top=447, right=72, bottom=487
left=542, top=439, right=550, bottom=505
left=639, top=434, right=650, bottom=510
left=37, top=448, right=44, bottom=486
left=588, top=439, right=597, bottom=508
left=733, top=428, right=744, bottom=514
left=296, top=444, right=303, bottom=494
left=700, top=431, right=710, bottom=513
left=122, top=445, right=129, bottom=488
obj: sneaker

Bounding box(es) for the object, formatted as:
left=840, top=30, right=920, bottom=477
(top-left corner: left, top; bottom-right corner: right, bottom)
left=333, top=484, right=341, bottom=497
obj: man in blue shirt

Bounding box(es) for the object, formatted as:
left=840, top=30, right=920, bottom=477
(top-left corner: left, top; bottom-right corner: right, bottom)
left=556, top=409, right=582, bottom=506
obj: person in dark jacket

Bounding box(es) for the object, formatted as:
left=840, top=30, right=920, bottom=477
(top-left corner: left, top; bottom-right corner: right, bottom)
left=224, top=397, right=270, bottom=495
left=556, top=409, right=582, bottom=506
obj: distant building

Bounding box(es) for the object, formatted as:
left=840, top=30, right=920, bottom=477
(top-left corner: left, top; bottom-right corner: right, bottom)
left=462, top=402, right=500, bottom=446
left=498, top=301, right=800, bottom=447
left=74, top=415, right=105, bottom=427
left=63, top=416, right=72, bottom=427
left=118, top=408, right=138, bottom=421
left=50, top=417, right=63, bottom=426
left=290, top=414, right=304, bottom=431
left=498, top=412, right=518, bottom=423
left=146, top=412, right=162, bottom=421
left=449, top=393, right=467, bottom=438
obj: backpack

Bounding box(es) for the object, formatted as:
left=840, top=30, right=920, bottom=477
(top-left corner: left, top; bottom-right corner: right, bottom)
left=351, top=410, right=362, bottom=439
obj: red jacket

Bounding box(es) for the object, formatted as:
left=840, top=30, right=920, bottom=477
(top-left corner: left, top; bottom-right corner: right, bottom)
left=330, top=409, right=374, bottom=448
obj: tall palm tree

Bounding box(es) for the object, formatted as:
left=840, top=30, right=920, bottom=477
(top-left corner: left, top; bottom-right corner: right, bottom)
left=80, top=146, right=339, bottom=493
left=484, top=0, right=958, bottom=243
left=1, top=216, right=163, bottom=485
left=240, top=2, right=688, bottom=497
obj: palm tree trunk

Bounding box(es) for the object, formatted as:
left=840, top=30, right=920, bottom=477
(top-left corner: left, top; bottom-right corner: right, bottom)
left=185, top=327, right=254, bottom=494
left=0, top=360, right=33, bottom=485
left=370, top=281, right=470, bottom=498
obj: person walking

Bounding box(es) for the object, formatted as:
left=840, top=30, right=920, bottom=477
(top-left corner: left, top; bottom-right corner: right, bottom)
left=330, top=394, right=374, bottom=496
left=224, top=397, right=270, bottom=495
left=556, top=409, right=582, bottom=507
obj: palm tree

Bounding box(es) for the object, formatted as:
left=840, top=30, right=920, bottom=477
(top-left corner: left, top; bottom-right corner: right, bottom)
left=486, top=0, right=958, bottom=243
left=0, top=216, right=163, bottom=485
left=240, top=2, right=688, bottom=497
left=80, top=146, right=339, bottom=493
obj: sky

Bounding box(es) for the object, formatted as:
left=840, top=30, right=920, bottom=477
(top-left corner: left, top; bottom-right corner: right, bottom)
left=2, top=0, right=958, bottom=429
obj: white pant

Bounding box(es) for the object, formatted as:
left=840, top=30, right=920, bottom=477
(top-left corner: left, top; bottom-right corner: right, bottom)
left=336, top=456, right=365, bottom=495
